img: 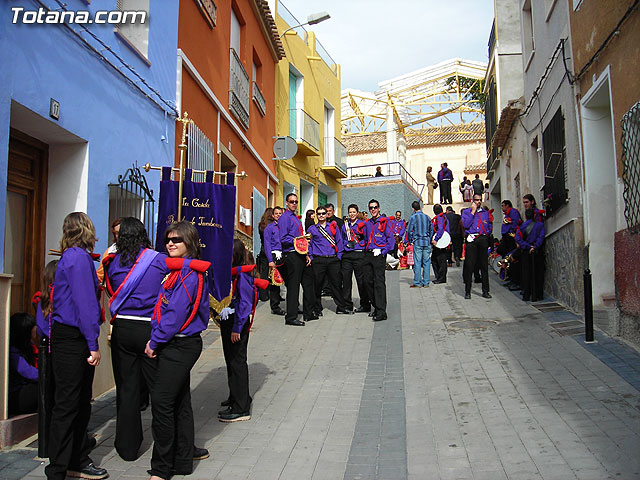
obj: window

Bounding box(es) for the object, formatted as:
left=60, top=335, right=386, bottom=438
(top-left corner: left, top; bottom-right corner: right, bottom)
left=252, top=55, right=265, bottom=116
left=194, top=0, right=217, bottom=28
left=288, top=68, right=303, bottom=138
left=542, top=109, right=567, bottom=214
left=187, top=122, right=215, bottom=182
left=115, top=0, right=149, bottom=61
left=572, top=0, right=583, bottom=10
left=522, top=0, right=535, bottom=68
left=229, top=9, right=249, bottom=128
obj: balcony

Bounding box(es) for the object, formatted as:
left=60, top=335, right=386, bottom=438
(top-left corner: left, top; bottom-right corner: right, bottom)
left=321, top=137, right=347, bottom=178
left=252, top=81, right=266, bottom=116
left=229, top=48, right=249, bottom=129
left=289, top=108, right=319, bottom=155
left=488, top=20, right=495, bottom=60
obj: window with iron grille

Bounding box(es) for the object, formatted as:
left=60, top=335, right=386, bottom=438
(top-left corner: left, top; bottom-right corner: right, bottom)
left=187, top=122, right=215, bottom=182
left=542, top=108, right=568, bottom=215
left=229, top=48, right=250, bottom=129
left=484, top=78, right=498, bottom=172
left=621, top=100, right=640, bottom=233
left=108, top=166, right=155, bottom=243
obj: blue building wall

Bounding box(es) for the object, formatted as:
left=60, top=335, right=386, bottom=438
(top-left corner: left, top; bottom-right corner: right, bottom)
left=0, top=0, right=179, bottom=269
left=341, top=179, right=423, bottom=222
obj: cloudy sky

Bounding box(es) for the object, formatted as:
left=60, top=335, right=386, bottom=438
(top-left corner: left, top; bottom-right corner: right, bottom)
left=278, top=0, right=495, bottom=92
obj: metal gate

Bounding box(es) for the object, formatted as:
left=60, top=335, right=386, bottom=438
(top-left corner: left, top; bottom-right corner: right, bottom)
left=252, top=187, right=265, bottom=256
left=108, top=166, right=156, bottom=243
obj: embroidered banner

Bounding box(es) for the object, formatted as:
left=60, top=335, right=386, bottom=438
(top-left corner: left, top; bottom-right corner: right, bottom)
left=155, top=167, right=236, bottom=304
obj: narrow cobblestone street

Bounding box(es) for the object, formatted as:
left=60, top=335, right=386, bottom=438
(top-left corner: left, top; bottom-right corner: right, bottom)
left=4, top=267, right=640, bottom=480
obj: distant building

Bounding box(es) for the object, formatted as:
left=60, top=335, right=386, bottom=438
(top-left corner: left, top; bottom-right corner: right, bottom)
left=271, top=0, right=345, bottom=217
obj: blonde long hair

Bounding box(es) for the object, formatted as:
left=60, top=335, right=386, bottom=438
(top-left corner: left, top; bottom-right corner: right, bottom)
left=59, top=212, right=97, bottom=253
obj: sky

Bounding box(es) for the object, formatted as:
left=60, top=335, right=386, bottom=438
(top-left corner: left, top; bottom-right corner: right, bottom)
left=278, top=0, right=495, bottom=93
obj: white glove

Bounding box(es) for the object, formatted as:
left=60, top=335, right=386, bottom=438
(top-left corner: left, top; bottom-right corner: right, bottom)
left=373, top=248, right=382, bottom=257
left=220, top=307, right=235, bottom=320
left=273, top=250, right=282, bottom=261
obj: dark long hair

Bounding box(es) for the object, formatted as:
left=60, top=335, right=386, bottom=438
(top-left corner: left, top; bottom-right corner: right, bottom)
left=40, top=260, right=58, bottom=316
left=164, top=221, right=201, bottom=259
left=305, top=209, right=316, bottom=231
left=258, top=207, right=274, bottom=234
left=10, top=313, right=36, bottom=365
left=232, top=238, right=248, bottom=268
left=116, top=217, right=152, bottom=266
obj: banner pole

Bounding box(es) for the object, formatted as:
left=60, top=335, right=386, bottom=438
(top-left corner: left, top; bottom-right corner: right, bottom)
left=176, top=112, right=192, bottom=221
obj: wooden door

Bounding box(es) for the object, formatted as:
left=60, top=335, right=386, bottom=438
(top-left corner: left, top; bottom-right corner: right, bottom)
left=4, top=129, right=48, bottom=315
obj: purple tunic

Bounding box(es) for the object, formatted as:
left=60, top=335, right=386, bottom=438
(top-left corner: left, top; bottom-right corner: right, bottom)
left=149, top=258, right=210, bottom=350
left=51, top=247, right=101, bottom=351
left=278, top=210, right=304, bottom=252
left=437, top=167, right=453, bottom=182
left=229, top=272, right=255, bottom=333
left=462, top=208, right=493, bottom=236
left=433, top=213, right=450, bottom=242
left=390, top=218, right=406, bottom=237
left=341, top=220, right=367, bottom=252
left=308, top=222, right=344, bottom=260
left=263, top=222, right=281, bottom=260
left=515, top=220, right=546, bottom=250
left=106, top=248, right=169, bottom=319
left=9, top=347, right=38, bottom=392
left=364, top=217, right=395, bottom=256
left=501, top=207, right=522, bottom=236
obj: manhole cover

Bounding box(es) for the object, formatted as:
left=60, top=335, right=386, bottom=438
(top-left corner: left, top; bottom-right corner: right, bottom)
left=448, top=319, right=498, bottom=330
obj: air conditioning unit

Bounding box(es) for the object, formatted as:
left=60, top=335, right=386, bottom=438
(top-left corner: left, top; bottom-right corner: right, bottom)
left=239, top=206, right=251, bottom=226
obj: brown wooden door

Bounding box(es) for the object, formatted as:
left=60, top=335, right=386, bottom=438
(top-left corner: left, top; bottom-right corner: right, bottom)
left=4, top=129, right=48, bottom=315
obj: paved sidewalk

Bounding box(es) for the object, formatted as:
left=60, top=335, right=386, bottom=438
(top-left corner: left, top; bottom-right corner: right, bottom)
left=2, top=266, right=639, bottom=479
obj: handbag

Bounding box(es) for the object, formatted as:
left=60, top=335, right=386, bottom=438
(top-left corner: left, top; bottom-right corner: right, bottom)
left=433, top=182, right=438, bottom=189
left=407, top=244, right=414, bottom=266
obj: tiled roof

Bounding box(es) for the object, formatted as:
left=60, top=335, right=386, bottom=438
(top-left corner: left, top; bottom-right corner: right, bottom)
left=255, top=0, right=285, bottom=60
left=464, top=162, right=487, bottom=174
left=344, top=123, right=485, bottom=154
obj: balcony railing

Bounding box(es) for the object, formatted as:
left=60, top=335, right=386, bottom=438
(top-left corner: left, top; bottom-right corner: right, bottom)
left=229, top=48, right=249, bottom=129
left=346, top=162, right=424, bottom=195
left=488, top=20, right=496, bottom=60
left=289, top=108, right=319, bottom=151
left=324, top=136, right=347, bottom=175
left=252, top=81, right=266, bottom=116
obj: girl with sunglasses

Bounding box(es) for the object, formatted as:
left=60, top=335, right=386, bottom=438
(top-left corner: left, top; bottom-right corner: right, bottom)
left=145, top=221, right=210, bottom=480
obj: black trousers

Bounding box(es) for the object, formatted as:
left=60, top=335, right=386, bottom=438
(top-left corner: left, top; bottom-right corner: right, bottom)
left=521, top=249, right=545, bottom=301
left=441, top=180, right=453, bottom=204
left=220, top=318, right=251, bottom=413
left=463, top=235, right=490, bottom=294
left=311, top=256, right=344, bottom=312
left=149, top=335, right=202, bottom=478
left=257, top=252, right=282, bottom=310
left=450, top=235, right=463, bottom=261
left=45, top=323, right=95, bottom=480
left=341, top=251, right=370, bottom=311
left=362, top=252, right=387, bottom=316
left=281, top=251, right=315, bottom=322
left=431, top=246, right=448, bottom=282
left=111, top=319, right=157, bottom=461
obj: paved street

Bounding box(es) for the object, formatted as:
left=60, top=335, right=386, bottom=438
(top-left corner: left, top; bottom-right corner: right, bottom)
left=3, top=267, right=640, bottom=480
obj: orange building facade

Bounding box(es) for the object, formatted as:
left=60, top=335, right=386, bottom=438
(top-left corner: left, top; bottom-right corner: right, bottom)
left=177, top=0, right=284, bottom=250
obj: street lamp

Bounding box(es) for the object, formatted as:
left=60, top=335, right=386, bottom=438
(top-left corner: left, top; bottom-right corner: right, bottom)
left=280, top=11, right=331, bottom=36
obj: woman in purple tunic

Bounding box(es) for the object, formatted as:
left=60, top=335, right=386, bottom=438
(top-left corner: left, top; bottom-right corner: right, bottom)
left=145, top=221, right=210, bottom=480
left=103, top=217, right=168, bottom=461
left=45, top=212, right=108, bottom=480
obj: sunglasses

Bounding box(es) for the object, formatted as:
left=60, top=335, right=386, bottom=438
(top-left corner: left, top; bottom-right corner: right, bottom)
left=288, top=200, right=298, bottom=204
left=317, top=212, right=327, bottom=216
left=164, top=236, right=184, bottom=245
left=368, top=205, right=379, bottom=211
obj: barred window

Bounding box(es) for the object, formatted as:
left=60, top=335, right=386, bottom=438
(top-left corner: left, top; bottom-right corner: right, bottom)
left=187, top=122, right=215, bottom=182
left=621, top=100, right=640, bottom=233
left=115, top=0, right=149, bottom=60
left=542, top=108, right=567, bottom=215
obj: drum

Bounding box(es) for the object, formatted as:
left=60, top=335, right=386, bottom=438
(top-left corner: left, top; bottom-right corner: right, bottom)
left=435, top=231, right=451, bottom=249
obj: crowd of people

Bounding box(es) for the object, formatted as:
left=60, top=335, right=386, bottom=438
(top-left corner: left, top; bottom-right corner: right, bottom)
left=6, top=192, right=546, bottom=480
left=424, top=164, right=489, bottom=205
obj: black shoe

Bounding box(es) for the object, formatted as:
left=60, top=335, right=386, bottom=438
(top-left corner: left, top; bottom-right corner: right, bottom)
left=218, top=406, right=232, bottom=417
left=278, top=296, right=285, bottom=302
left=220, top=398, right=232, bottom=407
left=456, top=259, right=460, bottom=267
left=315, top=311, right=323, bottom=317
left=67, top=463, right=108, bottom=480
left=373, top=313, right=387, bottom=321
left=464, top=293, right=471, bottom=299
left=193, top=447, right=209, bottom=460
left=336, top=308, right=354, bottom=315
left=286, top=320, right=305, bottom=326
left=297, top=309, right=304, bottom=314
left=321, top=289, right=332, bottom=297
left=432, top=280, right=443, bottom=284
left=368, top=311, right=375, bottom=317
left=482, top=292, right=492, bottom=299
left=354, top=306, right=371, bottom=313
left=304, top=315, right=319, bottom=321
left=271, top=308, right=286, bottom=315
left=508, top=284, right=520, bottom=291
left=219, top=411, right=251, bottom=423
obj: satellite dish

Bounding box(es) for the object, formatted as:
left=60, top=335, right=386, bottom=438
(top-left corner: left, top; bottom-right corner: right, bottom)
left=273, top=136, right=297, bottom=160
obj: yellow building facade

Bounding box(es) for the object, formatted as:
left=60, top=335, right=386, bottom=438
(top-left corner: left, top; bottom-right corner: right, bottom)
left=273, top=1, right=345, bottom=217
